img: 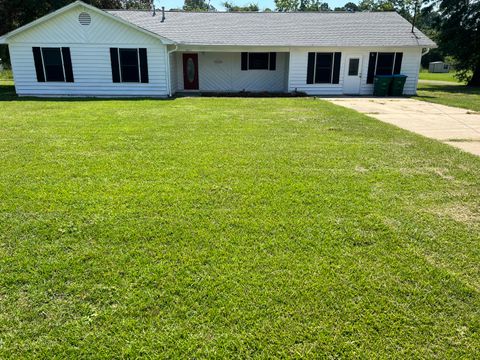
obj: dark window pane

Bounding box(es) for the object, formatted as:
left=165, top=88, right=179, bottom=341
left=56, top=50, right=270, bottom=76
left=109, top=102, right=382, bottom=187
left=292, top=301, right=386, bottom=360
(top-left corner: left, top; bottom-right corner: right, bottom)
left=316, top=54, right=332, bottom=68
left=376, top=53, right=395, bottom=75
left=315, top=53, right=333, bottom=83
left=248, top=53, right=269, bottom=70
left=315, top=69, right=332, bottom=83
left=348, top=58, right=360, bottom=76
left=120, top=49, right=140, bottom=82
left=42, top=48, right=65, bottom=82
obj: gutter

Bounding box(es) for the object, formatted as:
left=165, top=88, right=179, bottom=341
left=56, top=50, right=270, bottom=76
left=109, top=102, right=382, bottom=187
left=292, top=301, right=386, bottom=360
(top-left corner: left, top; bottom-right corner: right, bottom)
left=422, top=48, right=431, bottom=56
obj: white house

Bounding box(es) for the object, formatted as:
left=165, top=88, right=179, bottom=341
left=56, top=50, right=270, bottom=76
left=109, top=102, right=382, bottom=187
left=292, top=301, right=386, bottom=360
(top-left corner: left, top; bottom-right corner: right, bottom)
left=0, top=1, right=436, bottom=97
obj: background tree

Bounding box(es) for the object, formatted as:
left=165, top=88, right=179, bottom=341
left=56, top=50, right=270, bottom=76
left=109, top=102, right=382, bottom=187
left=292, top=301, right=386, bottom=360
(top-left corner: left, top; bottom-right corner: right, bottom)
left=0, top=0, right=152, bottom=67
left=274, top=0, right=299, bottom=11
left=432, top=0, right=480, bottom=86
left=223, top=2, right=259, bottom=11
left=358, top=0, right=397, bottom=12
left=275, top=0, right=330, bottom=11
left=183, top=0, right=216, bottom=11
left=334, top=2, right=359, bottom=11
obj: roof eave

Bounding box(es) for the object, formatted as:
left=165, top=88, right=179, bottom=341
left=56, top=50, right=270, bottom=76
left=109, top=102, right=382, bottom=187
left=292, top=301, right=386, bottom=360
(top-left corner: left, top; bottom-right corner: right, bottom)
left=0, top=0, right=175, bottom=45
left=0, top=1, right=82, bottom=42
left=176, top=42, right=438, bottom=48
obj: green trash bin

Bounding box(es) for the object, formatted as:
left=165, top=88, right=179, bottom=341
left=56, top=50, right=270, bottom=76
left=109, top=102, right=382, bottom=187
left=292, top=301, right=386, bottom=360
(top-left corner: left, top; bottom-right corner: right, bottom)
left=373, top=75, right=393, bottom=97
left=390, top=75, right=408, bottom=96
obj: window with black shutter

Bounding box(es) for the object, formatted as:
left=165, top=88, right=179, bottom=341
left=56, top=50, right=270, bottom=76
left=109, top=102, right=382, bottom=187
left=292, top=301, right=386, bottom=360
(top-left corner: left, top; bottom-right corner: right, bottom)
left=315, top=53, right=334, bottom=83
left=110, top=48, right=149, bottom=83
left=376, top=53, right=395, bottom=75
left=32, top=47, right=74, bottom=83
left=306, top=52, right=342, bottom=84
left=120, top=49, right=140, bottom=82
left=42, top=48, right=65, bottom=82
left=367, top=52, right=404, bottom=83
left=249, top=53, right=269, bottom=70
left=241, top=53, right=277, bottom=71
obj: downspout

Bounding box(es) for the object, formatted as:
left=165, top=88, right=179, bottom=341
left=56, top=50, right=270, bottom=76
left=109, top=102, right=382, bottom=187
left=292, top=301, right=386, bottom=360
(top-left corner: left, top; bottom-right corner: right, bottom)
left=414, top=47, right=432, bottom=95
left=166, top=44, right=178, bottom=97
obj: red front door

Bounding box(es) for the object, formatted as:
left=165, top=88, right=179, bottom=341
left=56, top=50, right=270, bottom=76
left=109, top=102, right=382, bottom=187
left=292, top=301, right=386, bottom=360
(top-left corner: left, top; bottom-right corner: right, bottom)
left=183, top=53, right=199, bottom=90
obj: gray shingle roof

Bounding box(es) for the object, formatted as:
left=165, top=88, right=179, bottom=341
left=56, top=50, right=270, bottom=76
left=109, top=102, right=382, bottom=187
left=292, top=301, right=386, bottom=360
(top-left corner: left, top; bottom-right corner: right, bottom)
left=106, top=10, right=436, bottom=48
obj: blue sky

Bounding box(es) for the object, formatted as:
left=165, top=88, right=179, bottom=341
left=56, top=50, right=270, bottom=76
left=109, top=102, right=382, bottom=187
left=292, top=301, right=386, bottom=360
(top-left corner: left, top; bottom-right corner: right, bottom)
left=156, top=0, right=349, bottom=11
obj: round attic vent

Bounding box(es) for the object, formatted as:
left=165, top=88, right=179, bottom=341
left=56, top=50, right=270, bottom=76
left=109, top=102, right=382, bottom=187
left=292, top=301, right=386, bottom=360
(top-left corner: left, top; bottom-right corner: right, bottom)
left=78, top=12, right=91, bottom=26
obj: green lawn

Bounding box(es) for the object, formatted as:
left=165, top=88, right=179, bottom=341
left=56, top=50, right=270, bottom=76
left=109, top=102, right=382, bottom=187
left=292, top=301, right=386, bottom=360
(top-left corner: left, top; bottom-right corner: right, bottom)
left=1, top=84, right=480, bottom=358
left=416, top=82, right=480, bottom=112
left=418, top=69, right=462, bottom=83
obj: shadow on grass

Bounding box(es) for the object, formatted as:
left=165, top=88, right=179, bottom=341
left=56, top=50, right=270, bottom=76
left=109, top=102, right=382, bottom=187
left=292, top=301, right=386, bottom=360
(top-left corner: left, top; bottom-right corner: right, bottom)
left=0, top=84, right=17, bottom=101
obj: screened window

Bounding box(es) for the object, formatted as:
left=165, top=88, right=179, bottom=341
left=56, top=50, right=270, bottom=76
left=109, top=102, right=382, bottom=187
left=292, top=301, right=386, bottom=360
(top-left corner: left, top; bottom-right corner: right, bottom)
left=376, top=53, right=395, bottom=75
left=367, top=52, right=403, bottom=84
left=42, top=48, right=65, bottom=82
left=315, top=53, right=334, bottom=83
left=32, top=47, right=74, bottom=83
left=248, top=53, right=269, bottom=70
left=241, top=52, right=276, bottom=71
left=110, top=48, right=149, bottom=84
left=306, top=52, right=341, bottom=85
left=119, top=49, right=140, bottom=83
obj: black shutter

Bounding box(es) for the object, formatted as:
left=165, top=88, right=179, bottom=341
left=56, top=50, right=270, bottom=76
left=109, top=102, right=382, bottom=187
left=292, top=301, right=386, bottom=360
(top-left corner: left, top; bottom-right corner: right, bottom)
left=394, top=52, right=403, bottom=74
left=139, top=48, right=149, bottom=83
left=332, top=52, right=342, bottom=84
left=61, top=47, right=74, bottom=83
left=306, top=52, right=315, bottom=84
left=367, top=52, right=377, bottom=84
left=32, top=47, right=45, bottom=82
left=241, top=52, right=248, bottom=71
left=110, top=48, right=120, bottom=83
left=269, top=52, right=276, bottom=71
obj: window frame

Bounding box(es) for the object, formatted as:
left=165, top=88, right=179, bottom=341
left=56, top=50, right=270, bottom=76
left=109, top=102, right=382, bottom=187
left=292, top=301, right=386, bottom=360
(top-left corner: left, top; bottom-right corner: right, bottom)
left=246, top=52, right=272, bottom=71
left=348, top=58, right=360, bottom=76
left=40, top=47, right=66, bottom=82
left=374, top=52, right=397, bottom=76
left=313, top=52, right=334, bottom=84
left=117, top=48, right=142, bottom=83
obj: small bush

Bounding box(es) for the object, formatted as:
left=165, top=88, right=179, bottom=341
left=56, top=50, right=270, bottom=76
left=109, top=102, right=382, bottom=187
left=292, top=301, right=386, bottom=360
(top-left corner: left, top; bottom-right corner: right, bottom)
left=0, top=69, right=13, bottom=80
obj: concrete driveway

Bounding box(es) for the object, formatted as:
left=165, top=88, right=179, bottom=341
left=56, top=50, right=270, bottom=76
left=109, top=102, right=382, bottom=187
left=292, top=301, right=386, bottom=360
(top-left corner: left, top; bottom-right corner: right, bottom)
left=327, top=98, right=480, bottom=156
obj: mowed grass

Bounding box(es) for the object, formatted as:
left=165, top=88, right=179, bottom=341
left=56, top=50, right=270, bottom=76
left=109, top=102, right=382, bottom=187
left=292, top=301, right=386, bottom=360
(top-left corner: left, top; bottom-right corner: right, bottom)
left=418, top=69, right=462, bottom=83
left=1, top=85, right=480, bottom=358
left=416, top=82, right=480, bottom=112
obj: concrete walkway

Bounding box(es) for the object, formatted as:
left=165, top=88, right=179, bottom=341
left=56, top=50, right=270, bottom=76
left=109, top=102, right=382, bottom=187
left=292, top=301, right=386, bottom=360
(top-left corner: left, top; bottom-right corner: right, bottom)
left=327, top=98, right=480, bottom=156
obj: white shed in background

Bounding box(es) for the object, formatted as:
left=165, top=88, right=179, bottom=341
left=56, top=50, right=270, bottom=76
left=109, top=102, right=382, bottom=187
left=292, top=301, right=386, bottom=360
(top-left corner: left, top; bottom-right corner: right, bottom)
left=429, top=61, right=451, bottom=73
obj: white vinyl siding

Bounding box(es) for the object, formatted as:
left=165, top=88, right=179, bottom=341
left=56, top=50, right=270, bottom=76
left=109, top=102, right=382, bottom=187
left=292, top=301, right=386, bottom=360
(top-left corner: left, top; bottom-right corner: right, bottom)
left=288, top=47, right=423, bottom=96
left=8, top=6, right=168, bottom=97
left=169, top=52, right=178, bottom=94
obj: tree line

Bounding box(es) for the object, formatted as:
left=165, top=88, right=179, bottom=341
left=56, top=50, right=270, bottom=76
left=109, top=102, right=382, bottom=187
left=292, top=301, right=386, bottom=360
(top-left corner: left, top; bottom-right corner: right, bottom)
left=0, top=0, right=479, bottom=85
